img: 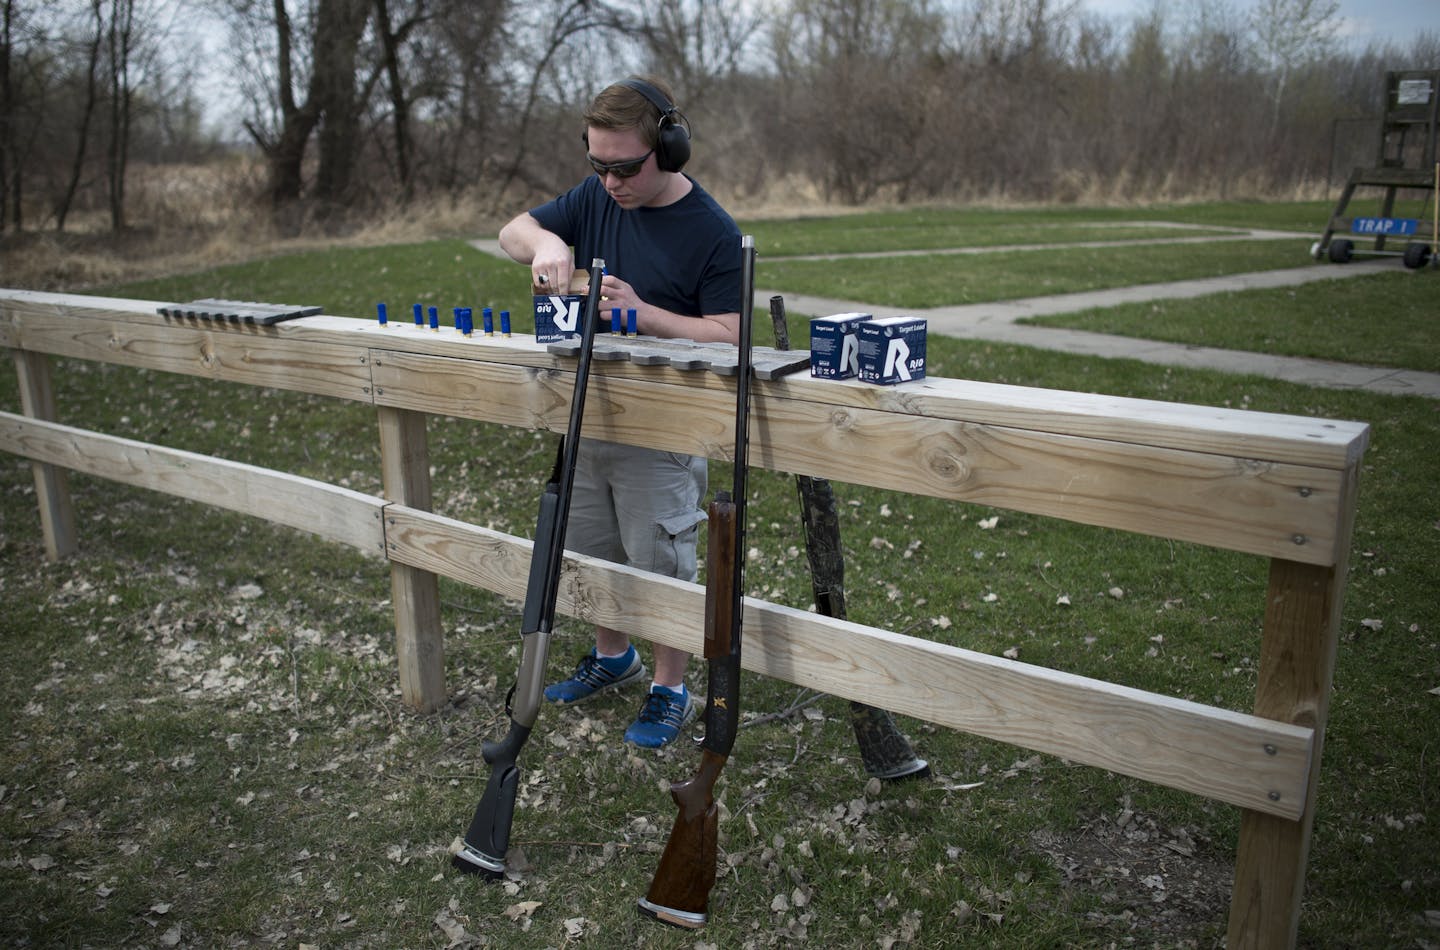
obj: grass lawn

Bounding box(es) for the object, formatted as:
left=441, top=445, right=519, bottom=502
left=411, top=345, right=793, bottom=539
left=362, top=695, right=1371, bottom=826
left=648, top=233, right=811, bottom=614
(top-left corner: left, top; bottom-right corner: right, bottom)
left=1, top=201, right=1437, bottom=948
left=1022, top=270, right=1440, bottom=373
left=758, top=240, right=1322, bottom=309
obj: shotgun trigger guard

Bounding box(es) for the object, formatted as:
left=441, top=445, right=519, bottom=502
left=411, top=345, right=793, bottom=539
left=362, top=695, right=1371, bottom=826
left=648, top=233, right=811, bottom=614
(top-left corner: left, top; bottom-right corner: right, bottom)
left=504, top=682, right=517, bottom=718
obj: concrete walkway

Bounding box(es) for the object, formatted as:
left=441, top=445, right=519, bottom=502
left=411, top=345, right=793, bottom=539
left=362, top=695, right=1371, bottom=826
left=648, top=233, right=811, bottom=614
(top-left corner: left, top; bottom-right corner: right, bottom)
left=470, top=236, right=1440, bottom=399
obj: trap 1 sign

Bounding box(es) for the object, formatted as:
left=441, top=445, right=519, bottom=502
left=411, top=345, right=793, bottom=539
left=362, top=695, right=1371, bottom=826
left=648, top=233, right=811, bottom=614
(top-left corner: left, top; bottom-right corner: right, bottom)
left=1351, top=217, right=1419, bottom=236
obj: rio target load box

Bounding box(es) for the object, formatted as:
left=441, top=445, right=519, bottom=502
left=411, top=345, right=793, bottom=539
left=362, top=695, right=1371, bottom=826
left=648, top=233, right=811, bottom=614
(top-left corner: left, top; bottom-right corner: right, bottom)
left=533, top=293, right=588, bottom=343
left=808, top=312, right=870, bottom=378
left=856, top=316, right=926, bottom=385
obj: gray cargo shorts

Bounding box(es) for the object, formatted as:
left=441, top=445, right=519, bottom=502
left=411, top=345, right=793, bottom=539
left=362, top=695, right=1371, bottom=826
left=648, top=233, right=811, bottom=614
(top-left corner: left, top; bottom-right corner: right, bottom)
left=566, top=437, right=708, bottom=582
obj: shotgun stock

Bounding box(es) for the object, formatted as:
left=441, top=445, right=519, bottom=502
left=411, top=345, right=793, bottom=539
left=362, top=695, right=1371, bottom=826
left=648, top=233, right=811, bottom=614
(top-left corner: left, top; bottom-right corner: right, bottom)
left=637, top=497, right=735, bottom=926
left=638, top=235, right=756, bottom=928
left=452, top=258, right=607, bottom=879
left=769, top=295, right=930, bottom=782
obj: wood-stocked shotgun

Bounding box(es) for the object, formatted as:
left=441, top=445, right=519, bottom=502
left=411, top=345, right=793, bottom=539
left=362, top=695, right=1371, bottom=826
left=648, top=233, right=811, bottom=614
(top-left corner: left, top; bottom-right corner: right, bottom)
left=451, top=259, right=607, bottom=879
left=767, top=294, right=930, bottom=782
left=637, top=234, right=757, bottom=928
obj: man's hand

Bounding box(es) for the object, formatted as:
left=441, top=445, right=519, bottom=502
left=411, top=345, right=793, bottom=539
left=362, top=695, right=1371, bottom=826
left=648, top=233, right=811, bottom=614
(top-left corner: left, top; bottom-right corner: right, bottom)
left=498, top=213, right=574, bottom=292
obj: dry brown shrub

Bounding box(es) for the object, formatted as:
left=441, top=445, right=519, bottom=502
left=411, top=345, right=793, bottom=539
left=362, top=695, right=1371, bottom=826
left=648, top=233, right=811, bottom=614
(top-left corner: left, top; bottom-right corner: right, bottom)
left=0, top=160, right=519, bottom=292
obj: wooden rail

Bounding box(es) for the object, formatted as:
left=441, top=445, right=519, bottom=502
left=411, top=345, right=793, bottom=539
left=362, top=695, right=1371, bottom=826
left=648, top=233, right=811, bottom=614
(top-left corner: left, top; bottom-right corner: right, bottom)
left=1, top=288, right=1369, bottom=949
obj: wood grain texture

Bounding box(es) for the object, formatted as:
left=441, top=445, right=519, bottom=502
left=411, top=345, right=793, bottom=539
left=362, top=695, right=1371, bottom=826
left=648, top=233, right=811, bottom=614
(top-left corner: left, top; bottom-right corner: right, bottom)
left=377, top=406, right=445, bottom=713
left=1228, top=468, right=1358, bottom=948
left=10, top=352, right=77, bottom=560
left=0, top=411, right=386, bottom=553
left=372, top=350, right=1349, bottom=564
left=10, top=305, right=371, bottom=400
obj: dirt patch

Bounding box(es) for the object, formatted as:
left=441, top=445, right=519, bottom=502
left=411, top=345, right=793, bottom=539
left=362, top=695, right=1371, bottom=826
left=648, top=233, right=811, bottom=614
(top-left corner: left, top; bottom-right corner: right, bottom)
left=1032, top=797, right=1233, bottom=947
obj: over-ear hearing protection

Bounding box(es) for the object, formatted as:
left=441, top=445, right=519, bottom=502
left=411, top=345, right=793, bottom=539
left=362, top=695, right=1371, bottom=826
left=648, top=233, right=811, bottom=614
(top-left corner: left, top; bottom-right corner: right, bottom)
left=619, top=78, right=691, bottom=173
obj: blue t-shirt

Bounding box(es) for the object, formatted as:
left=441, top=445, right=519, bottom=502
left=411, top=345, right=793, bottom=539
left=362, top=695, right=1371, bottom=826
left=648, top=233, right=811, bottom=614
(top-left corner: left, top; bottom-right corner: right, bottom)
left=529, top=175, right=743, bottom=318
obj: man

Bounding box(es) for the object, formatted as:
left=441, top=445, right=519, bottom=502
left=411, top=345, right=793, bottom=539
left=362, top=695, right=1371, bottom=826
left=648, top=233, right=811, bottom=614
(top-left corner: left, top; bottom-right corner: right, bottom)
left=498, top=76, right=743, bottom=748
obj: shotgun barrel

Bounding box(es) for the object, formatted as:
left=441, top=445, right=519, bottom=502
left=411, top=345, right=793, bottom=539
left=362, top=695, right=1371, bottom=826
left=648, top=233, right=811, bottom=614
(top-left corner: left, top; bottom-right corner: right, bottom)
left=768, top=294, right=930, bottom=782
left=452, top=258, right=607, bottom=878
left=638, top=234, right=756, bottom=927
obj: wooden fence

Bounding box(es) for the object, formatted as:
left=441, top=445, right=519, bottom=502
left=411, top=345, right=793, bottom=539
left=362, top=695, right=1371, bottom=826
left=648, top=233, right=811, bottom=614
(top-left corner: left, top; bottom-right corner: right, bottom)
left=0, top=288, right=1369, bottom=948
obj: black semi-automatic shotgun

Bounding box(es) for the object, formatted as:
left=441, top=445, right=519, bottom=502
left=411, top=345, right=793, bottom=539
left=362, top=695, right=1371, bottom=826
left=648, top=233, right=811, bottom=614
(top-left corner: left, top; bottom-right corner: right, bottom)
left=637, top=234, right=757, bottom=928
left=768, top=294, right=930, bottom=782
left=452, top=258, right=607, bottom=878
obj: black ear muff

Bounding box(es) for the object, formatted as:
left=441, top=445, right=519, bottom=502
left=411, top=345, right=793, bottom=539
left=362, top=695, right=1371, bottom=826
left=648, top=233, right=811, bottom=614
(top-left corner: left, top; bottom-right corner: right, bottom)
left=620, top=78, right=691, bottom=173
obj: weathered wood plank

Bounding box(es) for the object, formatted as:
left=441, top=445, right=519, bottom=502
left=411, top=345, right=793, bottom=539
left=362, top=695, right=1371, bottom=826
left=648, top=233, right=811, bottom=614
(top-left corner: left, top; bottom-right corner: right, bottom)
left=382, top=503, right=1314, bottom=819
left=0, top=411, right=387, bottom=554
left=370, top=350, right=1349, bottom=565
left=10, top=353, right=77, bottom=560
left=776, top=374, right=1369, bottom=472
left=377, top=406, right=446, bottom=714
left=10, top=306, right=372, bottom=400
left=2, top=291, right=1368, bottom=471
left=1229, top=485, right=1357, bottom=948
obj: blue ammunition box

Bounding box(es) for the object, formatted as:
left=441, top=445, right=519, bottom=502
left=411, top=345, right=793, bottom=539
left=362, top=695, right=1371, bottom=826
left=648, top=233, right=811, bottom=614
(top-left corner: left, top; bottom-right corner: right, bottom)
left=808, top=312, right=870, bottom=378
left=533, top=293, right=587, bottom=343
left=856, top=316, right=926, bottom=385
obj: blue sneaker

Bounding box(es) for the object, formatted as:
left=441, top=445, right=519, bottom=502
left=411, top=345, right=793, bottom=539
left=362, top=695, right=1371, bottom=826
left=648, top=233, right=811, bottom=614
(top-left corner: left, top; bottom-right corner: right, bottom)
left=544, top=647, right=646, bottom=704
left=623, top=686, right=698, bottom=748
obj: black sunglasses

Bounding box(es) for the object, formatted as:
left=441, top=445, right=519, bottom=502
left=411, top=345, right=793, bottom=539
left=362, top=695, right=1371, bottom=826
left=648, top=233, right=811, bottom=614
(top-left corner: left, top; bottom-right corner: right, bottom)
left=588, top=148, right=654, bottom=179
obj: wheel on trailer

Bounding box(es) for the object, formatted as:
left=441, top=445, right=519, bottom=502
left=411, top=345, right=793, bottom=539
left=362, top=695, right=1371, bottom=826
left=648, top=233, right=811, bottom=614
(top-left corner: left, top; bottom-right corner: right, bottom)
left=1328, top=238, right=1354, bottom=264
left=1402, top=242, right=1432, bottom=269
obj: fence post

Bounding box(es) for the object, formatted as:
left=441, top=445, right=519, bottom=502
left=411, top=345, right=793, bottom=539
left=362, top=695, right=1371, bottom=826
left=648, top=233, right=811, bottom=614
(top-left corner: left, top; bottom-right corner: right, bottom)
left=12, top=350, right=77, bottom=560
left=377, top=405, right=446, bottom=713
left=1228, top=470, right=1359, bottom=948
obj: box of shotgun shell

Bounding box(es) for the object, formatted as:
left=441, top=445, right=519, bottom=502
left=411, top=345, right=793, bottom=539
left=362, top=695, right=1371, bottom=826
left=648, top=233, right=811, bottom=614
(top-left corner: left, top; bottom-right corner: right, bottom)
left=533, top=293, right=589, bottom=343
left=808, top=312, right=870, bottom=378
left=856, top=316, right=926, bottom=385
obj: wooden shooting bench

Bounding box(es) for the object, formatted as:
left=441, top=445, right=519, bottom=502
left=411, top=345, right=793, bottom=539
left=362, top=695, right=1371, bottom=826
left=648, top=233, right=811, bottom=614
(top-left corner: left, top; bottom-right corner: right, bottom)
left=0, top=288, right=1369, bottom=948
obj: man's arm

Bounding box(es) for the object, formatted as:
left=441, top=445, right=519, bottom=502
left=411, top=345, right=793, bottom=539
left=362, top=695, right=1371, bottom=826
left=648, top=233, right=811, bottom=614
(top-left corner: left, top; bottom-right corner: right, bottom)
left=594, top=276, right=738, bottom=344
left=498, top=212, right=576, bottom=292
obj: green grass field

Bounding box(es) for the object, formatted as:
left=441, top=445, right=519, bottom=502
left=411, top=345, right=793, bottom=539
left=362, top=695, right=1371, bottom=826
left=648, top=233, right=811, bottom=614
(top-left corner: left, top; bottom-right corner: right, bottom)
left=1, top=201, right=1437, bottom=948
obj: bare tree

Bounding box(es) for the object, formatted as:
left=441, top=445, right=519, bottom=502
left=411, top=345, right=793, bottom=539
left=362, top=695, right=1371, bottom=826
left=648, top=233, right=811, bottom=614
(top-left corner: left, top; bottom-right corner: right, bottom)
left=1, top=0, right=20, bottom=231
left=632, top=0, right=763, bottom=106
left=767, top=0, right=951, bottom=202
left=55, top=0, right=103, bottom=231
left=1250, top=0, right=1340, bottom=137
left=373, top=0, right=430, bottom=202
left=104, top=0, right=136, bottom=230
left=490, top=0, right=628, bottom=201
left=245, top=0, right=320, bottom=213
left=309, top=0, right=372, bottom=212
